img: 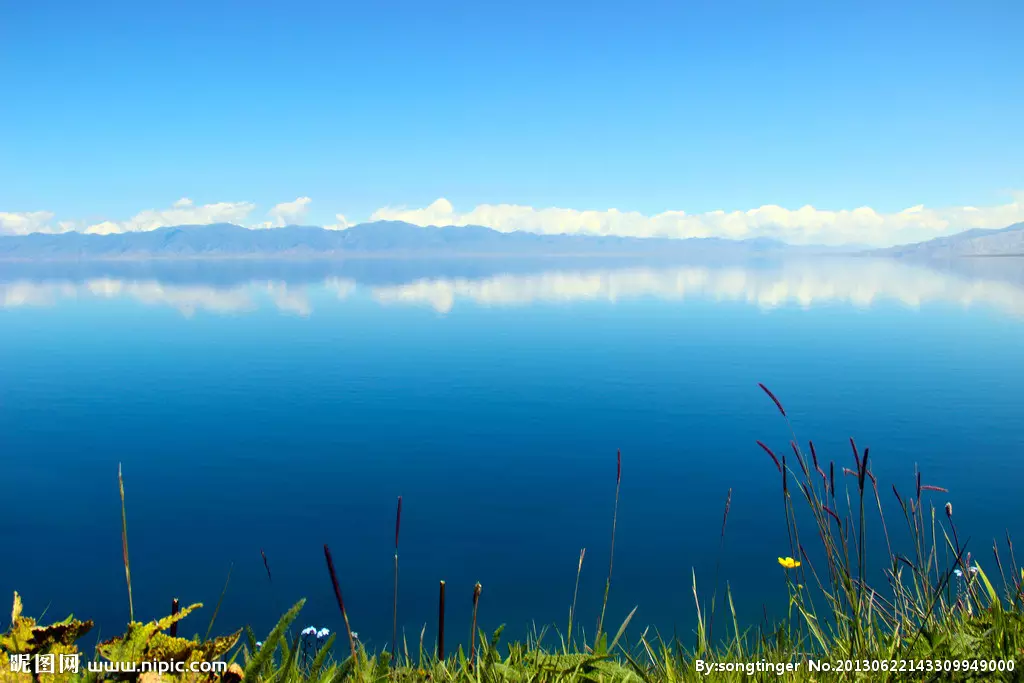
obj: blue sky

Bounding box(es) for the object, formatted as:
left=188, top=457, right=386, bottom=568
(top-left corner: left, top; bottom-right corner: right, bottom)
left=1, top=0, right=1022, bottom=245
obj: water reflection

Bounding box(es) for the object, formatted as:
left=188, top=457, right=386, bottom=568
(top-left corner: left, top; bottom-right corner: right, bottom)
left=2, top=257, right=1024, bottom=317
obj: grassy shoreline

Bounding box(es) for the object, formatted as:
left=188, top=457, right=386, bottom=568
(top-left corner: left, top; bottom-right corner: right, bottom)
left=4, top=385, right=1023, bottom=681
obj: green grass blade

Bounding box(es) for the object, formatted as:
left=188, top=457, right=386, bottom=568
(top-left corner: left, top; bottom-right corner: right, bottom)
left=245, top=598, right=305, bottom=680
left=608, top=606, right=637, bottom=653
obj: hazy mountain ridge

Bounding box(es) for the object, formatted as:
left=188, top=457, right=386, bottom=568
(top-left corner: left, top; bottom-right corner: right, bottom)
left=2, top=219, right=1023, bottom=260
left=874, top=221, right=1024, bottom=258
left=0, top=220, right=843, bottom=260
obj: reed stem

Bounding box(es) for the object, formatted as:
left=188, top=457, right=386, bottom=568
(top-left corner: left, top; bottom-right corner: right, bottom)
left=568, top=548, right=585, bottom=648
left=708, top=488, right=732, bottom=644
left=117, top=463, right=134, bottom=623
left=205, top=563, right=233, bottom=641
left=393, top=495, right=402, bottom=663
left=437, top=580, right=446, bottom=661
left=596, top=449, right=621, bottom=646
left=470, top=582, right=482, bottom=667
left=323, top=544, right=357, bottom=659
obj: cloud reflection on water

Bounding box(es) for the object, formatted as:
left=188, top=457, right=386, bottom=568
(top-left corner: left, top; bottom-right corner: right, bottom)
left=2, top=258, right=1023, bottom=318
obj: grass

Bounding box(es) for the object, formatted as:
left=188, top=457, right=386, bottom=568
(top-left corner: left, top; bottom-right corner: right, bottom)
left=4, top=385, right=1024, bottom=682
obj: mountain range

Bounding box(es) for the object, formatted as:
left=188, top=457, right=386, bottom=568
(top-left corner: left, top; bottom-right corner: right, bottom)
left=871, top=221, right=1024, bottom=258
left=0, top=221, right=832, bottom=260
left=0, top=219, right=1021, bottom=261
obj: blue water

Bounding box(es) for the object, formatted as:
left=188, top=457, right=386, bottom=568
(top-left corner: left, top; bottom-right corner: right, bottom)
left=2, top=257, right=1023, bottom=652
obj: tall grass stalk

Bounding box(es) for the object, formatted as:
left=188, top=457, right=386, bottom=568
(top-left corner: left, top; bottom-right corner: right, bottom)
left=470, top=582, right=481, bottom=667
left=205, top=563, right=233, bottom=641
left=323, top=544, right=356, bottom=659
left=567, top=548, right=585, bottom=649
left=707, top=488, right=732, bottom=644
left=595, top=448, right=621, bottom=646
left=437, top=580, right=446, bottom=661
left=393, top=495, right=402, bottom=662
left=117, top=463, right=134, bottom=623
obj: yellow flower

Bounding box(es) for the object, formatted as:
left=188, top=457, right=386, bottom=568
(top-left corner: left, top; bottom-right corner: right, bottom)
left=778, top=556, right=801, bottom=569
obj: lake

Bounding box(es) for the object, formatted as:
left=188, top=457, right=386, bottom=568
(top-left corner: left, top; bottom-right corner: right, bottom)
left=2, top=255, right=1023, bottom=652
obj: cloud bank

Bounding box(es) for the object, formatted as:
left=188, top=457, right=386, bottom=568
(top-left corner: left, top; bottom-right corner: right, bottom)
left=83, top=198, right=259, bottom=235
left=370, top=194, right=1024, bottom=248
left=0, top=211, right=77, bottom=236
left=0, top=197, right=313, bottom=236
left=2, top=192, right=1023, bottom=247
left=253, top=197, right=313, bottom=229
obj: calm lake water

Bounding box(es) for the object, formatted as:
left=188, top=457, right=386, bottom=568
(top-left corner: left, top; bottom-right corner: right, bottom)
left=2, top=256, right=1023, bottom=651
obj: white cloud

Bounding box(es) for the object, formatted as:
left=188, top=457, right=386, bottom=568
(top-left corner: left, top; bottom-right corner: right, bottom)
left=0, top=211, right=73, bottom=236
left=1, top=198, right=264, bottom=236
left=324, top=213, right=353, bottom=231
left=370, top=193, right=1024, bottom=248
left=84, top=221, right=123, bottom=236
left=265, top=196, right=312, bottom=228
left=83, top=198, right=257, bottom=235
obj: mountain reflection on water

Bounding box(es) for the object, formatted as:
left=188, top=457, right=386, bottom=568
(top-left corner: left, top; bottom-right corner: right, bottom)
left=2, top=256, right=1024, bottom=317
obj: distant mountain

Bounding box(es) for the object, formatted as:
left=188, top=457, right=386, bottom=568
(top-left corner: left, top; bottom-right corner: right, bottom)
left=0, top=221, right=843, bottom=261
left=6, top=220, right=1023, bottom=262
left=874, top=221, right=1024, bottom=258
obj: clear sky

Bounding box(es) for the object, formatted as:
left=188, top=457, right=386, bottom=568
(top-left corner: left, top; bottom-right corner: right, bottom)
left=1, top=0, right=1022, bottom=245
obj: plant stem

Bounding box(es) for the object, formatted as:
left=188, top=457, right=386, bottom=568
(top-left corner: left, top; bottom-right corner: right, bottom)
left=596, top=449, right=622, bottom=646
left=393, top=495, right=402, bottom=664
left=118, top=463, right=134, bottom=623
left=437, top=580, right=446, bottom=661
left=324, top=544, right=356, bottom=660
left=470, top=582, right=481, bottom=668
left=568, top=548, right=585, bottom=649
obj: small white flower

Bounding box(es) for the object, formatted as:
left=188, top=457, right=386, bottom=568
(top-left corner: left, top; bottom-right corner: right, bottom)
left=352, top=631, right=359, bottom=641
left=969, top=565, right=980, bottom=575
left=954, top=569, right=963, bottom=578
left=301, top=626, right=317, bottom=636
left=255, top=641, right=263, bottom=649
left=317, top=628, right=330, bottom=639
